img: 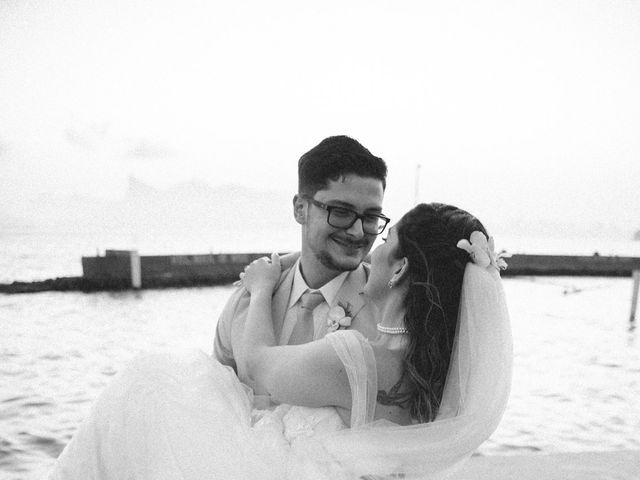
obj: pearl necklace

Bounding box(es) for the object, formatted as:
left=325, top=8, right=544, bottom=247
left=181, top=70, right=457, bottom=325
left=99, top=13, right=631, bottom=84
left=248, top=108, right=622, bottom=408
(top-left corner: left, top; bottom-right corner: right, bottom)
left=376, top=324, right=409, bottom=335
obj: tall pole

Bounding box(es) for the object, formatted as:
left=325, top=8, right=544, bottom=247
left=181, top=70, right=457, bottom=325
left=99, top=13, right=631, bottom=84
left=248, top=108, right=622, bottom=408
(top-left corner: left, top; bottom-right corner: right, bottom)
left=630, top=270, right=640, bottom=325
left=414, top=163, right=421, bottom=205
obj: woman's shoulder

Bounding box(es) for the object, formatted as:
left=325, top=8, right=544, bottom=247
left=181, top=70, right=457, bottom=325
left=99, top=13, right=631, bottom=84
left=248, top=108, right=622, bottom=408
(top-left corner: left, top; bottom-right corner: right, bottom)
left=324, top=329, right=376, bottom=372
left=325, top=328, right=369, bottom=343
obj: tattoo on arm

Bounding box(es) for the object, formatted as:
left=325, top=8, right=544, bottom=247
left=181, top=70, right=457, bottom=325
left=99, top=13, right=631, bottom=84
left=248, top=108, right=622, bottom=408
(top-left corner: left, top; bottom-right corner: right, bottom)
left=376, top=371, right=411, bottom=407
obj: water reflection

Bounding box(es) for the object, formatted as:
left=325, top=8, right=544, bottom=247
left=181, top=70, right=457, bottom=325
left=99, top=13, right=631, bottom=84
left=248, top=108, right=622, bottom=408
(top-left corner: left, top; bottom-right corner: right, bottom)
left=2, top=278, right=640, bottom=477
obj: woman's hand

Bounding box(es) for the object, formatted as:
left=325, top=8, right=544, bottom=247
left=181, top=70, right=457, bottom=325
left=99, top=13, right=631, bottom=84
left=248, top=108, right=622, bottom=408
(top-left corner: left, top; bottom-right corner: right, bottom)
left=242, top=253, right=281, bottom=295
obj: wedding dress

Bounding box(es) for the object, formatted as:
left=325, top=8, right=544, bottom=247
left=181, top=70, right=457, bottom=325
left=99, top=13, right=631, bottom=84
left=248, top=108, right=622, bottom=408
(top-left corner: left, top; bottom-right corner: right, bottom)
left=48, top=331, right=376, bottom=480
left=48, top=263, right=512, bottom=480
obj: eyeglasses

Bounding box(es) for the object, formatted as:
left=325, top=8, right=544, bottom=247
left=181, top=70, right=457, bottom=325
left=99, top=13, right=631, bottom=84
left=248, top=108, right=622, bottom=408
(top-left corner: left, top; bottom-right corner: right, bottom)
left=303, top=196, right=390, bottom=235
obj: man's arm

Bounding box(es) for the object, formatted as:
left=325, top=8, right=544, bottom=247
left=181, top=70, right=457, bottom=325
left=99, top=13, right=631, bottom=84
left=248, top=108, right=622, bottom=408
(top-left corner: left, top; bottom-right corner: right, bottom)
left=213, top=286, right=248, bottom=371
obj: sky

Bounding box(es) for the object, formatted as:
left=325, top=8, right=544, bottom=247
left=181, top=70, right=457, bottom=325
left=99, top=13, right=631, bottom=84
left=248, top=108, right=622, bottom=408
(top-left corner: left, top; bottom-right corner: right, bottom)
left=1, top=0, right=639, bottom=238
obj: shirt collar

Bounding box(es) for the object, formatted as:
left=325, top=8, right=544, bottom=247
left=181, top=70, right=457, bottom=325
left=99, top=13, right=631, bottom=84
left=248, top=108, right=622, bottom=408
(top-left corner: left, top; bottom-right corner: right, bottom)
left=288, top=259, right=349, bottom=308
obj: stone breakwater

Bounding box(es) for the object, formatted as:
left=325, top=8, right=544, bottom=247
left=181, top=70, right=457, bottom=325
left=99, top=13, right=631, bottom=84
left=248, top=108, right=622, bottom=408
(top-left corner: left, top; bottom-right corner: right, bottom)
left=2, top=253, right=640, bottom=294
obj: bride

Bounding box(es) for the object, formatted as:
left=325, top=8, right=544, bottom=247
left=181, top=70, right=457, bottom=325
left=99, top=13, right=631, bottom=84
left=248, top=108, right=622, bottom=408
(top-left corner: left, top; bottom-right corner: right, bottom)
left=48, top=203, right=512, bottom=480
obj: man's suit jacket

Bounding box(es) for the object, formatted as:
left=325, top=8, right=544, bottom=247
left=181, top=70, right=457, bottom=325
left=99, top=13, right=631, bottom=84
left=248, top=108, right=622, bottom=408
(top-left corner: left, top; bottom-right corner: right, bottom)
left=213, top=256, right=378, bottom=384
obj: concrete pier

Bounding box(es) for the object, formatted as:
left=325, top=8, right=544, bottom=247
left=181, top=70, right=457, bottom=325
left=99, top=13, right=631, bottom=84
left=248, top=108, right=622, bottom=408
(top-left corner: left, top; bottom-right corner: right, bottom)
left=502, top=254, right=640, bottom=277
left=2, top=252, right=640, bottom=294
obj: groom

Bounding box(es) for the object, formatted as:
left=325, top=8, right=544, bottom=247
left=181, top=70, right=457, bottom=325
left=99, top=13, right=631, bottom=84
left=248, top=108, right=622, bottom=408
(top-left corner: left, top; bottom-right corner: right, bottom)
left=213, top=135, right=389, bottom=382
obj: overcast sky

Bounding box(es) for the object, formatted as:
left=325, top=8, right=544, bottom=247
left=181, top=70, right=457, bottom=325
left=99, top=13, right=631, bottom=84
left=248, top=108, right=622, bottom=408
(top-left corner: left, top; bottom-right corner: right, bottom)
left=1, top=0, right=639, bottom=236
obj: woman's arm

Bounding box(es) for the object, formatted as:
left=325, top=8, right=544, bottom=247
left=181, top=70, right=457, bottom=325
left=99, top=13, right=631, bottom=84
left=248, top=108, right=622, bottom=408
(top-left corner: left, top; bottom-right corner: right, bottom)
left=235, top=254, right=280, bottom=381
left=249, top=341, right=351, bottom=410
left=238, top=253, right=280, bottom=380
left=239, top=255, right=351, bottom=410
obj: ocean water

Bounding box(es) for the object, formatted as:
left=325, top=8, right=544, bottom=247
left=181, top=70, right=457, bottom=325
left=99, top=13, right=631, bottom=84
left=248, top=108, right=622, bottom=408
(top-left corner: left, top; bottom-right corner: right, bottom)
left=1, top=227, right=640, bottom=479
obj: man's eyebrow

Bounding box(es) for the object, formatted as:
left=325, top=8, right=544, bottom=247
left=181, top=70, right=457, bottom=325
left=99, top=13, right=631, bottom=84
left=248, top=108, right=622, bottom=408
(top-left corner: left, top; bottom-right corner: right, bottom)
left=325, top=200, right=383, bottom=213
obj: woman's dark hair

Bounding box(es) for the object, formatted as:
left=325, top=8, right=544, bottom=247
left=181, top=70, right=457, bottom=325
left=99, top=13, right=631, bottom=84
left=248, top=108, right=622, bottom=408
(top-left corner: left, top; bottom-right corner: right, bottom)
left=298, top=135, right=387, bottom=196
left=396, top=202, right=488, bottom=422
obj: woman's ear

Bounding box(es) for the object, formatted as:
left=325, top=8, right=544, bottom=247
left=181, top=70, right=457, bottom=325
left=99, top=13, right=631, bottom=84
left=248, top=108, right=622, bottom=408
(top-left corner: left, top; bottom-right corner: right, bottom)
left=390, top=257, right=409, bottom=284
left=293, top=194, right=307, bottom=225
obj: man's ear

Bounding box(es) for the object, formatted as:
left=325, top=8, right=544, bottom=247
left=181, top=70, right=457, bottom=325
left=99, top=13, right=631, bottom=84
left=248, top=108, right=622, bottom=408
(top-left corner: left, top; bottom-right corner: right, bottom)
left=293, top=194, right=306, bottom=225
left=390, top=257, right=409, bottom=285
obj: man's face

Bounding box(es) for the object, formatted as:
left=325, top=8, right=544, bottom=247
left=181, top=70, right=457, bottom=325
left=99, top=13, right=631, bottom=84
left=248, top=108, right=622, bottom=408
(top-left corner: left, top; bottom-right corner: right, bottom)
left=297, top=174, right=385, bottom=272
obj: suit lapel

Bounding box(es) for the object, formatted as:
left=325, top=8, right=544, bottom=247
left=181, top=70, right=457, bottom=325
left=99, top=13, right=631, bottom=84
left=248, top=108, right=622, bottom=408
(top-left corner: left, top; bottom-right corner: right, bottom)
left=273, top=265, right=296, bottom=344
left=314, top=263, right=370, bottom=339
left=333, top=263, right=369, bottom=315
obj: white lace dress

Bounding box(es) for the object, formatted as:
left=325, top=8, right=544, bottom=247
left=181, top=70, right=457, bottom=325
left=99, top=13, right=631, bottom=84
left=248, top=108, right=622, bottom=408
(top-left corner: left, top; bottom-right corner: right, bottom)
left=47, top=330, right=377, bottom=480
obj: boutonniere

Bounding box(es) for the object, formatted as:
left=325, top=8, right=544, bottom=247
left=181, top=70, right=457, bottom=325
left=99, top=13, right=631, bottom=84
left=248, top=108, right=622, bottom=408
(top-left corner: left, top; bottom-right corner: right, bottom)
left=327, top=302, right=353, bottom=332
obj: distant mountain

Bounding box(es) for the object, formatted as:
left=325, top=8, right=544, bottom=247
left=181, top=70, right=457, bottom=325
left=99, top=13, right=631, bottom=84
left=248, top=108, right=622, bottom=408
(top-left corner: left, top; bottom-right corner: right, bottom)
left=125, top=176, right=285, bottom=206
left=2, top=178, right=294, bottom=232
left=2, top=178, right=637, bottom=245
left=121, top=176, right=292, bottom=229
left=126, top=176, right=159, bottom=199
left=0, top=211, right=25, bottom=230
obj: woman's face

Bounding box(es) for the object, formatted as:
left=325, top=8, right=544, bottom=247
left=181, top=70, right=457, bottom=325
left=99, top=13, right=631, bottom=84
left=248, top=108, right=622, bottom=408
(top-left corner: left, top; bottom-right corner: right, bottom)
left=363, top=225, right=401, bottom=300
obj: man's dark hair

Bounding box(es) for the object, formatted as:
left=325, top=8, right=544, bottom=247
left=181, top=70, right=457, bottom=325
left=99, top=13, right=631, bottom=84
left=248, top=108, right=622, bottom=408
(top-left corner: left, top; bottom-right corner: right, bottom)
left=298, top=135, right=387, bottom=196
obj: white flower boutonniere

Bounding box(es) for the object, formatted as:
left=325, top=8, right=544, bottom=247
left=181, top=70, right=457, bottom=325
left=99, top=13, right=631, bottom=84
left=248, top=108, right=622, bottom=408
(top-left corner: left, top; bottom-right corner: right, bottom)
left=457, top=231, right=510, bottom=271
left=327, top=303, right=353, bottom=333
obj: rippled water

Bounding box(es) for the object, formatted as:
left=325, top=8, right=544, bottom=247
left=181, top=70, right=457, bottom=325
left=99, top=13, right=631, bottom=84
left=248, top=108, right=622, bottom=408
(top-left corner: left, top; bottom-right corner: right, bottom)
left=1, top=277, right=639, bottom=479
left=2, top=227, right=640, bottom=478
left=486, top=277, right=640, bottom=454
left=1, top=287, right=229, bottom=479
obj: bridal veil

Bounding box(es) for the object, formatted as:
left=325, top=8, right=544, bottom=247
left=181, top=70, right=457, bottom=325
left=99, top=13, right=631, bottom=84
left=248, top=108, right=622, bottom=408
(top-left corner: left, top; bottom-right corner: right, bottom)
left=304, top=263, right=513, bottom=479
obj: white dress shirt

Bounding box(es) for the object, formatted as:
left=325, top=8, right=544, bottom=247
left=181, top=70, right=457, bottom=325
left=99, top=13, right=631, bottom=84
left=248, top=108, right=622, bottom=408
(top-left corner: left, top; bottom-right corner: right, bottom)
left=278, top=259, right=348, bottom=344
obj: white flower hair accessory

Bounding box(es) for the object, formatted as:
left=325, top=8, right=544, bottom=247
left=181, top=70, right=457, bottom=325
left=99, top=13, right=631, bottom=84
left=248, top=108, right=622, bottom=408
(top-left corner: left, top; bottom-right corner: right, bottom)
left=457, top=231, right=510, bottom=270
left=327, top=304, right=352, bottom=332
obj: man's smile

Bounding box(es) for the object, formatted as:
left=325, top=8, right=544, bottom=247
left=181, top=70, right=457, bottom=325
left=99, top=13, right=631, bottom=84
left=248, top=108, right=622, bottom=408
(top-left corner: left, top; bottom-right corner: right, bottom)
left=329, top=235, right=369, bottom=251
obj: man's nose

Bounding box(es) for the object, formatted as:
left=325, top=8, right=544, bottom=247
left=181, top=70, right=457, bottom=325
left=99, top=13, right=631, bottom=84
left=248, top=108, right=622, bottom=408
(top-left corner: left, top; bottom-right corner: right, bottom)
left=345, top=217, right=365, bottom=238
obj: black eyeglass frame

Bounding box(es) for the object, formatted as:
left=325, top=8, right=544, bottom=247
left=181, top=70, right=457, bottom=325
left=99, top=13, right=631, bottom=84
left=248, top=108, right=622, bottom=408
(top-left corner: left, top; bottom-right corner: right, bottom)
left=302, top=195, right=391, bottom=235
